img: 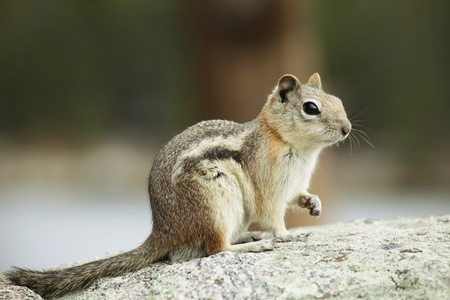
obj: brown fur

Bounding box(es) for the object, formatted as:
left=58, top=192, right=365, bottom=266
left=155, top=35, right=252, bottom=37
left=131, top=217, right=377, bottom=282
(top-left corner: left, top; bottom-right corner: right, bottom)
left=258, top=106, right=288, bottom=164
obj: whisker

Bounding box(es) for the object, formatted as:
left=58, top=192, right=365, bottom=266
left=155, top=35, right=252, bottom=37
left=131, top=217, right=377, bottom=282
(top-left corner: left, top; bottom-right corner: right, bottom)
left=350, top=118, right=364, bottom=123
left=351, top=133, right=361, bottom=147
left=348, top=135, right=354, bottom=157
left=346, top=106, right=374, bottom=151
left=353, top=130, right=375, bottom=148
left=353, top=128, right=371, bottom=140
left=352, top=123, right=371, bottom=131
left=349, top=106, right=371, bottom=121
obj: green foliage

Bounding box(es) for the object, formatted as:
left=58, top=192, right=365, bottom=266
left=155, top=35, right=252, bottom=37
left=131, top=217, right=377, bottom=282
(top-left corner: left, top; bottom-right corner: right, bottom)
left=0, top=1, right=196, bottom=141
left=316, top=0, right=450, bottom=172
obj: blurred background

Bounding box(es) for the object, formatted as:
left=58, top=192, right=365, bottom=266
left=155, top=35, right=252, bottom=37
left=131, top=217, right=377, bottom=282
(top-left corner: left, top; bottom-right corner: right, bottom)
left=1, top=0, right=449, bottom=272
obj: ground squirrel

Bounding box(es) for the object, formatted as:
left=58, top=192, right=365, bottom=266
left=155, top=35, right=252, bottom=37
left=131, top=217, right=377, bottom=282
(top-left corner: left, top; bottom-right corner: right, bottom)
left=4, top=73, right=351, bottom=298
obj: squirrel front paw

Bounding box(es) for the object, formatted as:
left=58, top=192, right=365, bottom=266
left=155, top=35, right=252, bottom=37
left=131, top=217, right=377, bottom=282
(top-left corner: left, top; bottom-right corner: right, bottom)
left=298, top=194, right=322, bottom=217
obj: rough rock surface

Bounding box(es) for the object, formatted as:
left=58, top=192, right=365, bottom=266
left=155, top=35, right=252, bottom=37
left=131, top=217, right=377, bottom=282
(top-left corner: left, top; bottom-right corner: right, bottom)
left=1, top=215, right=449, bottom=299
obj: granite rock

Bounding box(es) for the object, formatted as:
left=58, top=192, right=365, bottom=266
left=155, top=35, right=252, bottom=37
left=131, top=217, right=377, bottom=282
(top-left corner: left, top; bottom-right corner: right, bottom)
left=1, top=215, right=449, bottom=299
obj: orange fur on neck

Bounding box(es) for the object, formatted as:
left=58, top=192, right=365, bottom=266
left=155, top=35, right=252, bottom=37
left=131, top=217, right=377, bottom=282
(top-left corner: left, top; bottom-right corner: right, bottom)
left=258, top=107, right=288, bottom=164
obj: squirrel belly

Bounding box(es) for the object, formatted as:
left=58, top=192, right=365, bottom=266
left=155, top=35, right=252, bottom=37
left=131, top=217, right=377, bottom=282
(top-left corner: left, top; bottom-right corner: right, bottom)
left=4, top=73, right=351, bottom=298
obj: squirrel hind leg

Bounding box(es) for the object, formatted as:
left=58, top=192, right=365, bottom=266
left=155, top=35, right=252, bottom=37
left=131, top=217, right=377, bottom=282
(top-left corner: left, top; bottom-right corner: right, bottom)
left=204, top=231, right=274, bottom=255
left=232, top=231, right=274, bottom=244
left=226, top=240, right=275, bottom=253
left=168, top=242, right=207, bottom=262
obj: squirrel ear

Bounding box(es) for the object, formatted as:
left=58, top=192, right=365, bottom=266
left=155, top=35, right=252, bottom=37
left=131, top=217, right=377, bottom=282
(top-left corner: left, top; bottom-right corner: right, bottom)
left=278, top=74, right=301, bottom=91
left=307, top=73, right=322, bottom=88
left=277, top=74, right=300, bottom=103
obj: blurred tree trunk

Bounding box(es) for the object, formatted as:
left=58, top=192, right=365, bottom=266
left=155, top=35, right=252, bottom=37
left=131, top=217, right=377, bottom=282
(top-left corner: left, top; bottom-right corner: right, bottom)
left=190, top=0, right=333, bottom=227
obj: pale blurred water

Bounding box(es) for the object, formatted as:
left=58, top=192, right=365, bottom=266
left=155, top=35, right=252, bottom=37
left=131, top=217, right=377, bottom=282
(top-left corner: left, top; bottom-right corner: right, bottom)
left=0, top=187, right=152, bottom=272
left=1, top=185, right=448, bottom=272
left=331, top=189, right=450, bottom=223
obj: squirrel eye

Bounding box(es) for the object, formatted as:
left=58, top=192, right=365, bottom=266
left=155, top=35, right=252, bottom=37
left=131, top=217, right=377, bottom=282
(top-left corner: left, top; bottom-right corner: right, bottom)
left=303, top=102, right=321, bottom=115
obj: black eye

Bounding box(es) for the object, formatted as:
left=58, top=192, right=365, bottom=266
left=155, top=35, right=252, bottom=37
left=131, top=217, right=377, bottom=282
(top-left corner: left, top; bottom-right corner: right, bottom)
left=303, top=102, right=320, bottom=115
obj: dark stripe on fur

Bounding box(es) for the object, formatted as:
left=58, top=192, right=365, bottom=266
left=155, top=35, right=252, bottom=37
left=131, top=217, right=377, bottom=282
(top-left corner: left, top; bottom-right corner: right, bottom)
left=202, top=147, right=242, bottom=165
left=182, top=147, right=243, bottom=175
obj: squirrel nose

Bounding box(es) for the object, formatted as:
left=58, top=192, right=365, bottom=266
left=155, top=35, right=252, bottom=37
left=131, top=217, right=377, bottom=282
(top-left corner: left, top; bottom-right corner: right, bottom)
left=341, top=127, right=351, bottom=136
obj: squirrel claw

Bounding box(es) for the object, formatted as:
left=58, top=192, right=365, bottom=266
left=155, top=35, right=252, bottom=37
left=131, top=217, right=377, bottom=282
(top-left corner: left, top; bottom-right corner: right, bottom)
left=298, top=195, right=322, bottom=217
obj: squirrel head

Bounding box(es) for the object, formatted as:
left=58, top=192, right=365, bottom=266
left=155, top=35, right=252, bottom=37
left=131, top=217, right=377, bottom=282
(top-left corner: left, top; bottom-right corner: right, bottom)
left=261, top=73, right=351, bottom=150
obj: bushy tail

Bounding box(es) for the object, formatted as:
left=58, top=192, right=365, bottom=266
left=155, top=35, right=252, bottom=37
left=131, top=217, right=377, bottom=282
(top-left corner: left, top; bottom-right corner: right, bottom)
left=4, top=246, right=166, bottom=299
